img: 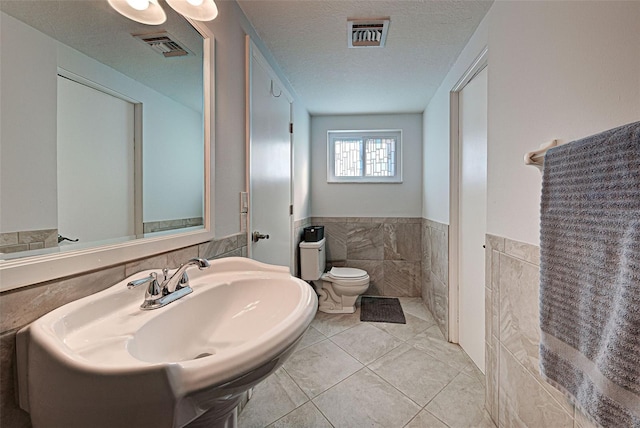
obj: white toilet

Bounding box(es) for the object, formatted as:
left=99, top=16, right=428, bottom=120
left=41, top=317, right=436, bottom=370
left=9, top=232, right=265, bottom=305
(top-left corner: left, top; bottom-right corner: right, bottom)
left=299, top=238, right=370, bottom=314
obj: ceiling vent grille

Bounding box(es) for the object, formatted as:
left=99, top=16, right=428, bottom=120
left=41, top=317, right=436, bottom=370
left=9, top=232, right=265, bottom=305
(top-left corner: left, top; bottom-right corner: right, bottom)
left=132, top=31, right=192, bottom=58
left=348, top=19, right=390, bottom=48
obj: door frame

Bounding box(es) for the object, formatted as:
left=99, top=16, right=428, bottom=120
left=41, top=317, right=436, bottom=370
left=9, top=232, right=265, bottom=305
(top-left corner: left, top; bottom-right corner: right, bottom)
left=244, top=36, right=294, bottom=268
left=448, top=47, right=488, bottom=343
left=57, top=69, right=144, bottom=237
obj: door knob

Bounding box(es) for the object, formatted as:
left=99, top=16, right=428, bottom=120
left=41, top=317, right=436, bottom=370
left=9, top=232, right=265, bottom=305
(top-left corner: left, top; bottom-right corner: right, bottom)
left=252, top=231, right=270, bottom=242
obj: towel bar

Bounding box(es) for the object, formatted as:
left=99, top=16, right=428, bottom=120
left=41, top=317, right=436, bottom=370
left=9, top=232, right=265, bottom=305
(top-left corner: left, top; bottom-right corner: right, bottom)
left=524, top=139, right=560, bottom=170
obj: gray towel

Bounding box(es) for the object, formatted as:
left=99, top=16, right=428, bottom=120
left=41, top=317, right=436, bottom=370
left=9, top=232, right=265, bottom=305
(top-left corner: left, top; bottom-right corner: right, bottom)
left=539, top=121, right=640, bottom=428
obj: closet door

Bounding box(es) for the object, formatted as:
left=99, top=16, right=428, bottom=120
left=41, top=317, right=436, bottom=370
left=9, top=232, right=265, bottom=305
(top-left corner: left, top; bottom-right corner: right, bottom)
left=247, top=40, right=292, bottom=269
left=458, top=66, right=488, bottom=371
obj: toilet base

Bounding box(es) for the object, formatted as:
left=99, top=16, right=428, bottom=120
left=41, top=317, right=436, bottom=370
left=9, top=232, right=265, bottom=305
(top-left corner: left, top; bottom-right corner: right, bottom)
left=317, top=305, right=356, bottom=314
left=312, top=280, right=365, bottom=314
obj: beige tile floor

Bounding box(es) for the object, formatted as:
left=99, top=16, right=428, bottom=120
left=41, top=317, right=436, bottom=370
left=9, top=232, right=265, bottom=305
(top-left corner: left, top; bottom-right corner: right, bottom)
left=238, top=298, right=496, bottom=428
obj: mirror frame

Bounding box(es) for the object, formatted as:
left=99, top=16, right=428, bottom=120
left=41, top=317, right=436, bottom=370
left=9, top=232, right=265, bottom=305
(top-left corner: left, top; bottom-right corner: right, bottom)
left=0, top=19, right=215, bottom=292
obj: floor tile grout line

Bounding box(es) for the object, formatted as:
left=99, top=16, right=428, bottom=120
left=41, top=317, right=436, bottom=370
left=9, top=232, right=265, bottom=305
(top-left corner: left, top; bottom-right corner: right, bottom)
left=368, top=319, right=434, bottom=343
left=424, top=371, right=494, bottom=428
left=312, top=318, right=361, bottom=338
left=310, top=365, right=369, bottom=402
left=327, top=325, right=406, bottom=366
left=364, top=366, right=426, bottom=411
left=311, top=366, right=425, bottom=425
left=313, top=301, right=457, bottom=400
left=320, top=319, right=451, bottom=406
left=362, top=344, right=471, bottom=413
left=401, top=407, right=452, bottom=428
left=415, top=369, right=491, bottom=425
left=281, top=363, right=318, bottom=402
left=293, top=326, right=328, bottom=353
left=310, top=400, right=336, bottom=427
left=265, top=400, right=335, bottom=428
left=272, top=302, right=466, bottom=427
left=362, top=338, right=419, bottom=369
left=405, top=336, right=476, bottom=374
left=264, top=402, right=304, bottom=428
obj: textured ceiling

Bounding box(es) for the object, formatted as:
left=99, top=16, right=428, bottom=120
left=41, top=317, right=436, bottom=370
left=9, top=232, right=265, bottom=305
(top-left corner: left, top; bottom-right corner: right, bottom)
left=238, top=0, right=492, bottom=115
left=1, top=0, right=204, bottom=112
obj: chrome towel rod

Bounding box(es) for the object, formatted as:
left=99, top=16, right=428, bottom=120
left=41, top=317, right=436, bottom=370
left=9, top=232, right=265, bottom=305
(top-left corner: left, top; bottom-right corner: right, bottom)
left=524, top=139, right=560, bottom=170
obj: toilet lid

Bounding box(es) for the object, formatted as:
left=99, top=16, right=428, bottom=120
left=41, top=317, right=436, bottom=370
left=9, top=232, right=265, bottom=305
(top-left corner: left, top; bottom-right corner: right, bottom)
left=328, top=267, right=368, bottom=279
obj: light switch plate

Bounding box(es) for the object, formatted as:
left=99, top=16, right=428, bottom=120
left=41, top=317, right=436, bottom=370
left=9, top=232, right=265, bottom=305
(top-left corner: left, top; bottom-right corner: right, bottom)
left=240, top=213, right=247, bottom=232
left=240, top=192, right=248, bottom=213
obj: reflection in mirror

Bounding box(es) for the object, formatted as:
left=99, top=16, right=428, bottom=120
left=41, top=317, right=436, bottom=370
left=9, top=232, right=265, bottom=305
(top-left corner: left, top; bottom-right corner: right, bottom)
left=0, top=0, right=206, bottom=261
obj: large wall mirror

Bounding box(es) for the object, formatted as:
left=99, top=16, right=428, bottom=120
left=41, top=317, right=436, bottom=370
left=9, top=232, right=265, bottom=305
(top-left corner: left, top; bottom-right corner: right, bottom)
left=0, top=1, right=214, bottom=291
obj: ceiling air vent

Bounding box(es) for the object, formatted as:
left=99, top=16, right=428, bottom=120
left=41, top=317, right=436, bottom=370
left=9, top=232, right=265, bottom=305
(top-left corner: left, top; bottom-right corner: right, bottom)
left=348, top=18, right=390, bottom=48
left=132, top=31, right=193, bottom=58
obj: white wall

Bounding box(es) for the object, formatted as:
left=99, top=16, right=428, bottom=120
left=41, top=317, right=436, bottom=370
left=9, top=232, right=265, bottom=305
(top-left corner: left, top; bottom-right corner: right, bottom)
left=423, top=1, right=640, bottom=245
left=204, top=0, right=310, bottom=235
left=1, top=2, right=312, bottom=243
left=311, top=114, right=423, bottom=217
left=142, top=101, right=202, bottom=222
left=422, top=16, right=489, bottom=225
left=202, top=0, right=247, bottom=237
left=486, top=1, right=640, bottom=245
left=0, top=12, right=58, bottom=232
left=293, top=102, right=311, bottom=221
left=56, top=43, right=204, bottom=224
left=0, top=11, right=205, bottom=233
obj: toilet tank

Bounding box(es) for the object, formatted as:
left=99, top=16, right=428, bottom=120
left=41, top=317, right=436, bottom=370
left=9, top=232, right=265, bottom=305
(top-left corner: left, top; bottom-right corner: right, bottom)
left=299, top=238, right=326, bottom=280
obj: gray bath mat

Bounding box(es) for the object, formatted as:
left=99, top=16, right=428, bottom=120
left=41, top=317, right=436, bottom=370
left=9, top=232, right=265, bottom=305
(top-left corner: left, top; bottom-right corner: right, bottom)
left=360, top=297, right=406, bottom=324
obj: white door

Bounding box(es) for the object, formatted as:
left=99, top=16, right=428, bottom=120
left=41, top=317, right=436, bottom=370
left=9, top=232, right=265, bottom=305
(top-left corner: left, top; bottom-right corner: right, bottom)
left=57, top=76, right=135, bottom=244
left=458, top=66, right=488, bottom=372
left=248, top=42, right=292, bottom=268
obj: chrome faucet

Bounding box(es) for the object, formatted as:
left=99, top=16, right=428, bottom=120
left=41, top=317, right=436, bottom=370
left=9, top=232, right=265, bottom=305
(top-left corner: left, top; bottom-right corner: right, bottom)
left=127, top=257, right=211, bottom=310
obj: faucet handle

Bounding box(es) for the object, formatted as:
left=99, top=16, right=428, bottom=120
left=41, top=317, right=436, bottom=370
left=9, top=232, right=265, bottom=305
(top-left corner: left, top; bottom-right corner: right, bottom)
left=176, top=272, right=189, bottom=290
left=127, top=272, right=162, bottom=301
left=127, top=272, right=159, bottom=289
left=144, top=273, right=162, bottom=300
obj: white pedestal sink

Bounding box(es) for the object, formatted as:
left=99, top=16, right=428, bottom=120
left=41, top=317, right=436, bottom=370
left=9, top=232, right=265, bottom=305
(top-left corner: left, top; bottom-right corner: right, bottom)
left=16, top=257, right=318, bottom=428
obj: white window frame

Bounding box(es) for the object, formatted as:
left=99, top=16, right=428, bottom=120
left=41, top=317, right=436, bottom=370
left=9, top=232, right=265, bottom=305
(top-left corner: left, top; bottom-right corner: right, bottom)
left=327, top=129, right=403, bottom=183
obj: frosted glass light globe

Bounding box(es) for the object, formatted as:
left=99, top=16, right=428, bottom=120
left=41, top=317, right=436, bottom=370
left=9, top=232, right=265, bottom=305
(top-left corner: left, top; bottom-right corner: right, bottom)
left=126, top=0, right=150, bottom=11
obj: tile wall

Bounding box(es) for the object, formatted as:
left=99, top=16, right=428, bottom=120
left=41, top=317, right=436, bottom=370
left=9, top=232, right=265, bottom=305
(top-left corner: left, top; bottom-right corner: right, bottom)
left=0, top=232, right=248, bottom=428
left=0, top=229, right=58, bottom=254
left=308, top=217, right=422, bottom=298
left=484, top=234, right=597, bottom=428
left=421, top=219, right=449, bottom=339
left=143, top=217, right=204, bottom=234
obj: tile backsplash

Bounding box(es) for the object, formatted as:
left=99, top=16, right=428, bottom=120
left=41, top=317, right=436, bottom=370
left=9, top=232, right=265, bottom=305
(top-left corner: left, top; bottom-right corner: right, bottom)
left=421, top=219, right=449, bottom=339
left=143, top=217, right=204, bottom=234
left=484, top=234, right=597, bottom=428
left=0, top=232, right=247, bottom=428
left=0, top=229, right=58, bottom=254
left=308, top=217, right=423, bottom=299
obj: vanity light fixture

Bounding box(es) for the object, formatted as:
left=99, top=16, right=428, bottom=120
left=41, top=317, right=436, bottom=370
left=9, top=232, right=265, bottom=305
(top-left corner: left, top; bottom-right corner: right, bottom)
left=107, top=0, right=167, bottom=25
left=166, top=0, right=218, bottom=22
left=108, top=0, right=218, bottom=25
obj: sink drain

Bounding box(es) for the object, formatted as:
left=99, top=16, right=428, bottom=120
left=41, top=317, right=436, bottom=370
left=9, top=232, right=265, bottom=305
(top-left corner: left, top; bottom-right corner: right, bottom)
left=193, top=352, right=214, bottom=359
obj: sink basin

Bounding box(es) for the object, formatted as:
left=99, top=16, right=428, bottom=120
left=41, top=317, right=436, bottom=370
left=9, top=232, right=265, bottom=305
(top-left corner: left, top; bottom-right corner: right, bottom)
left=16, top=257, right=318, bottom=428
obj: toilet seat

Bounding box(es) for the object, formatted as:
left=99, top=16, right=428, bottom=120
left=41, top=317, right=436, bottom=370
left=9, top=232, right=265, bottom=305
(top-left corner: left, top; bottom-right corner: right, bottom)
left=328, top=267, right=368, bottom=280
left=321, top=267, right=369, bottom=287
